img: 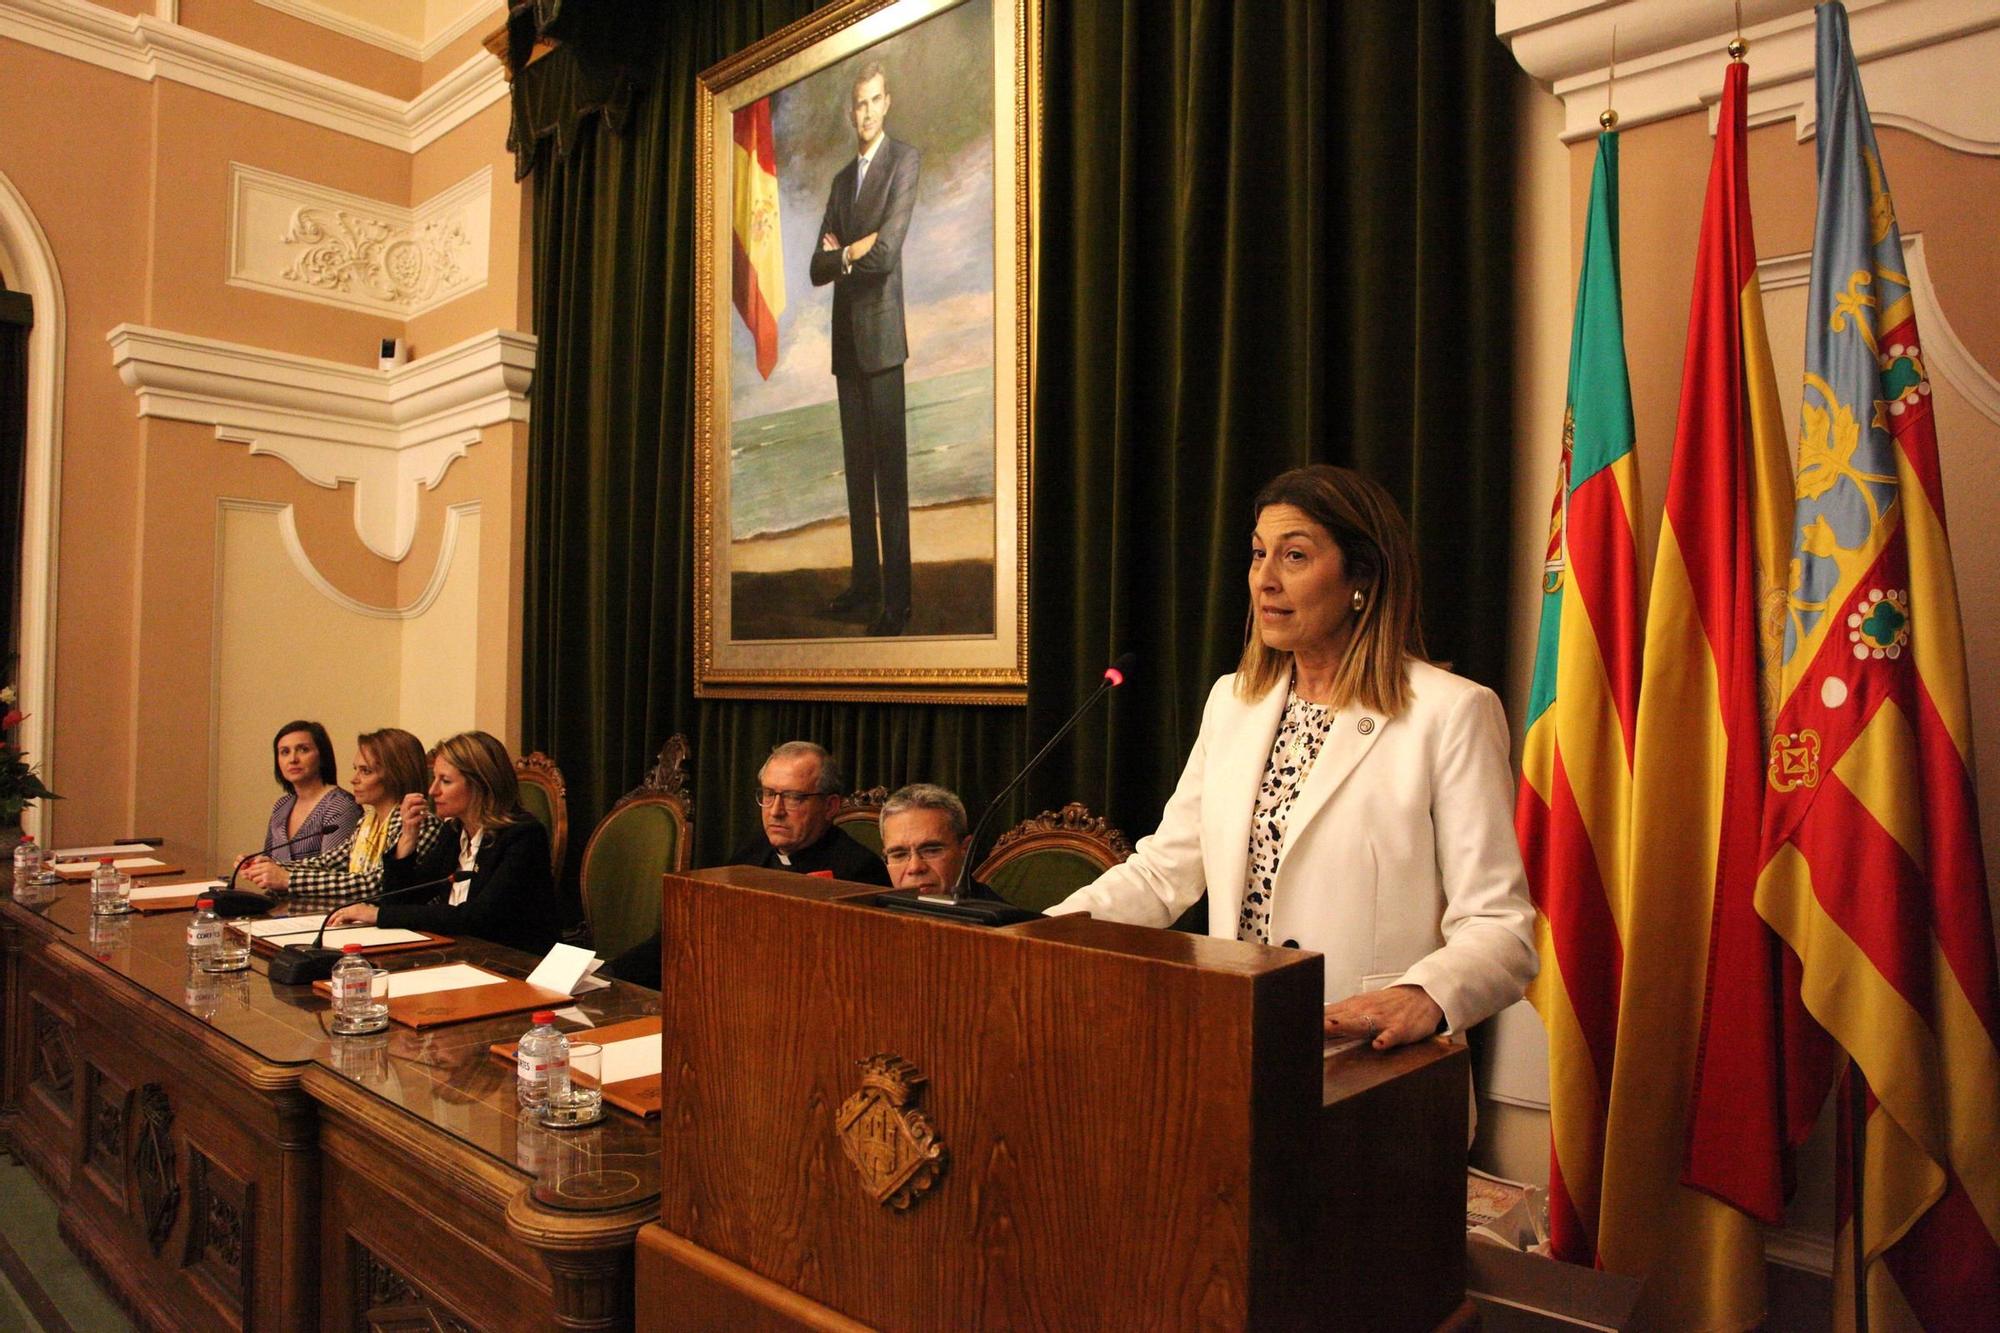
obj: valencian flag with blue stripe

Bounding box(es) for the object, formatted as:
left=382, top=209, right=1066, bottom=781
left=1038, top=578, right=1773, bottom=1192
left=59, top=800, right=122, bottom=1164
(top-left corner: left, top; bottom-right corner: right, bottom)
left=1515, top=128, right=1641, bottom=1269
left=1740, top=4, right=2000, bottom=1325
left=1595, top=53, right=1793, bottom=1329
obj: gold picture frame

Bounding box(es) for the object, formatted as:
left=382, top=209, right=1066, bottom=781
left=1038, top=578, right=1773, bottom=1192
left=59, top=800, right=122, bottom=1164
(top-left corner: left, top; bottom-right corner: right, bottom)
left=693, top=0, right=1035, bottom=704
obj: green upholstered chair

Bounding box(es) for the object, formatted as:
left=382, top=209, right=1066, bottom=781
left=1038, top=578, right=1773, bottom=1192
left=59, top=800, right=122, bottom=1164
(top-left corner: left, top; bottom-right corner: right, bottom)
left=975, top=802, right=1135, bottom=913
left=580, top=737, right=694, bottom=964
left=513, top=751, right=569, bottom=881
left=831, top=784, right=891, bottom=858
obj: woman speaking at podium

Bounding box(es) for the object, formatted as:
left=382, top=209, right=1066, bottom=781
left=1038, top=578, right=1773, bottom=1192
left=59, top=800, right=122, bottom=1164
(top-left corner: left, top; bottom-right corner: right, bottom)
left=1046, top=465, right=1536, bottom=1050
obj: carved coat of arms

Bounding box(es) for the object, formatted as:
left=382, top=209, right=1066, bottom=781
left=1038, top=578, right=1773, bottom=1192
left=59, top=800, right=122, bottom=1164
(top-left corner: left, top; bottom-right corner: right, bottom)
left=835, top=1055, right=945, bottom=1209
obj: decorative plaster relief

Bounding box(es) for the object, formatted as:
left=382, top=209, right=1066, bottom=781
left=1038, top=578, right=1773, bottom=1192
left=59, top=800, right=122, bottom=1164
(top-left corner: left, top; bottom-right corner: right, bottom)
left=229, top=163, right=491, bottom=318
left=1497, top=0, right=2000, bottom=145
left=1758, top=233, right=2000, bottom=430
left=0, top=0, right=505, bottom=152
left=109, top=323, right=533, bottom=560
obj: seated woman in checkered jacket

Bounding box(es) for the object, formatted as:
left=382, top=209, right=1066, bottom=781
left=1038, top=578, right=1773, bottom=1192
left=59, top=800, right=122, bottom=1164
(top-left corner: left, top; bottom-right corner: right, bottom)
left=240, top=727, right=442, bottom=910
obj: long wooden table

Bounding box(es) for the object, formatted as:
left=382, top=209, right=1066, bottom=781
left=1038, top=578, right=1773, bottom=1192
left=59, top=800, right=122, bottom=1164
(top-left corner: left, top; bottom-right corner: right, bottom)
left=0, top=854, right=660, bottom=1330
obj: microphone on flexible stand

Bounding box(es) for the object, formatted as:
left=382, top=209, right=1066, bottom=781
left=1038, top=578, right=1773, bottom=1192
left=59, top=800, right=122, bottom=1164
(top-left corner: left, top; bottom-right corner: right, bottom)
left=266, top=870, right=472, bottom=985
left=211, top=825, right=346, bottom=918
left=878, top=652, right=1137, bottom=928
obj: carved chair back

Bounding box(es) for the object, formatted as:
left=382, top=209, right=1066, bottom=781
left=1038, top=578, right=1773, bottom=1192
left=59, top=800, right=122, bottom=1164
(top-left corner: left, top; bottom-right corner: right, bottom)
left=579, top=737, right=694, bottom=963
left=513, top=751, right=569, bottom=882
left=974, top=802, right=1135, bottom=913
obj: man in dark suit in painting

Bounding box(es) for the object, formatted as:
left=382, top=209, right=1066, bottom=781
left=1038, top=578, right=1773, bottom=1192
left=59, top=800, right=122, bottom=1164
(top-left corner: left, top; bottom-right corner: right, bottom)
left=808, top=60, right=921, bottom=638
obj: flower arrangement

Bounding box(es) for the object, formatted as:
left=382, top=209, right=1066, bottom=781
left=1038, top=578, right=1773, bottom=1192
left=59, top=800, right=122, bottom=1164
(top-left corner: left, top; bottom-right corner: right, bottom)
left=0, top=685, right=60, bottom=825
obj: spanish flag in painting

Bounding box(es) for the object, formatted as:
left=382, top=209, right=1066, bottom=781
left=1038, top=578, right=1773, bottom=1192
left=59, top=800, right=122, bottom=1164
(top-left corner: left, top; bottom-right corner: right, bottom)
left=1751, top=5, right=2000, bottom=1325
left=1515, top=128, right=1641, bottom=1270
left=733, top=97, right=785, bottom=379
left=1594, top=54, right=1792, bottom=1329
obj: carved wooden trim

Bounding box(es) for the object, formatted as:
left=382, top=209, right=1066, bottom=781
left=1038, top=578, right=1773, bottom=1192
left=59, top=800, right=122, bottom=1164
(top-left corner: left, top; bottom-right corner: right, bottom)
left=134, top=1083, right=180, bottom=1256
left=185, top=1149, right=254, bottom=1314
left=31, top=998, right=74, bottom=1098
left=353, top=1237, right=474, bottom=1332
left=977, top=802, right=1135, bottom=878
left=515, top=751, right=570, bottom=880
left=83, top=1063, right=130, bottom=1208
left=636, top=735, right=691, bottom=801
left=832, top=784, right=891, bottom=828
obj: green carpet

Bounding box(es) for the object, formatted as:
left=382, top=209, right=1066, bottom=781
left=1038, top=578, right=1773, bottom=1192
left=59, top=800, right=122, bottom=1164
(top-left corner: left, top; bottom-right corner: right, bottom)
left=0, top=1154, right=131, bottom=1333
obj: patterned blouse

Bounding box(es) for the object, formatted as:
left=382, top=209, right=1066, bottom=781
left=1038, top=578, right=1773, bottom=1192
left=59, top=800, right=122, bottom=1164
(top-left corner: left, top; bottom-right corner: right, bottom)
left=264, top=787, right=362, bottom=861
left=1237, top=688, right=1335, bottom=945
left=280, top=807, right=443, bottom=910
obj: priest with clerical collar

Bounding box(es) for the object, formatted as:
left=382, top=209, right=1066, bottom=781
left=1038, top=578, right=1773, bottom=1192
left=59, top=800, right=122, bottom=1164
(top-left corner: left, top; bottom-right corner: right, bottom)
left=729, top=741, right=891, bottom=884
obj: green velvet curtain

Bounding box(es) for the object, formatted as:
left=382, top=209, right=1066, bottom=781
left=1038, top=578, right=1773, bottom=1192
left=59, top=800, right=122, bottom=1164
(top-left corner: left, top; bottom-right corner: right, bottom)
left=519, top=0, right=1519, bottom=908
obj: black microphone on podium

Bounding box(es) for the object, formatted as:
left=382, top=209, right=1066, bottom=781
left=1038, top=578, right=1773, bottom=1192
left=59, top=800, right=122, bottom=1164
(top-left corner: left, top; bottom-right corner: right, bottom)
left=209, top=826, right=346, bottom=918
left=877, top=652, right=1137, bottom=927
left=266, top=870, right=472, bottom=985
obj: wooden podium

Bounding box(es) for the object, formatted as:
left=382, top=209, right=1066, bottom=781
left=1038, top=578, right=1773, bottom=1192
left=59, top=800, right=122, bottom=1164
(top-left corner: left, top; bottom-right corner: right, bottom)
left=635, top=868, right=1470, bottom=1331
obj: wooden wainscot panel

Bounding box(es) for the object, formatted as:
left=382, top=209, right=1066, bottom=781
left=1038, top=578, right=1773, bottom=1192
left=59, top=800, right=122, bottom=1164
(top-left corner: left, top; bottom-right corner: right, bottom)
left=0, top=916, right=80, bottom=1196
left=56, top=948, right=318, bottom=1332
left=306, top=1064, right=642, bottom=1333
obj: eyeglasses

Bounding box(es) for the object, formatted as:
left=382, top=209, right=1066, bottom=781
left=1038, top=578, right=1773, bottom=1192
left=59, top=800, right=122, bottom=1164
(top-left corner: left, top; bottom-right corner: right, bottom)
left=884, top=842, right=955, bottom=866
left=753, top=787, right=826, bottom=811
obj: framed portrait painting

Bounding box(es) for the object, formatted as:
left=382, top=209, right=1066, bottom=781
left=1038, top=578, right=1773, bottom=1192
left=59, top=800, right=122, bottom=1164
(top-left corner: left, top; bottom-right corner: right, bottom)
left=694, top=0, right=1033, bottom=703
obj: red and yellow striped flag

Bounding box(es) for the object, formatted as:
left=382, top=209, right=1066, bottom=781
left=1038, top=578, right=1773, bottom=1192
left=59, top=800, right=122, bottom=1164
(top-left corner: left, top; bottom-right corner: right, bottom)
left=1594, top=57, right=1793, bottom=1329
left=732, top=97, right=784, bottom=379
left=1751, top=6, right=2000, bottom=1324
left=1515, top=128, right=1642, bottom=1267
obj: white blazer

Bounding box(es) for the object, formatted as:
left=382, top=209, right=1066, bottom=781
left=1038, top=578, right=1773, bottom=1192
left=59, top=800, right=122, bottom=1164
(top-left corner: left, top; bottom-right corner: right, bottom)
left=1048, top=659, right=1537, bottom=1032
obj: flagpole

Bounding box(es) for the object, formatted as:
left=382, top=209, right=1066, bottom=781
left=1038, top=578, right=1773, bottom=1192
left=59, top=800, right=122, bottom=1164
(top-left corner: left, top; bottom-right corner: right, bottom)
left=1849, top=1066, right=1868, bottom=1333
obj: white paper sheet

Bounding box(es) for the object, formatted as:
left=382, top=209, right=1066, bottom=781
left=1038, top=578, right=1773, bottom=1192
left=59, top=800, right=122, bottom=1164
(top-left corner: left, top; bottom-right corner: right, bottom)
left=382, top=963, right=507, bottom=998
left=312, top=927, right=429, bottom=948
left=52, top=856, right=168, bottom=874
left=51, top=843, right=157, bottom=858
left=595, top=1034, right=663, bottom=1085
left=237, top=915, right=329, bottom=939
left=524, top=942, right=603, bottom=996
left=128, top=880, right=225, bottom=902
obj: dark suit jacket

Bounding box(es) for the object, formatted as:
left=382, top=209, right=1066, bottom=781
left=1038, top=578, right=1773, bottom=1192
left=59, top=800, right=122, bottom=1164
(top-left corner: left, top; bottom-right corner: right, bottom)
left=604, top=825, right=890, bottom=990
left=807, top=135, right=920, bottom=377
left=376, top=815, right=559, bottom=956
left=725, top=824, right=892, bottom=887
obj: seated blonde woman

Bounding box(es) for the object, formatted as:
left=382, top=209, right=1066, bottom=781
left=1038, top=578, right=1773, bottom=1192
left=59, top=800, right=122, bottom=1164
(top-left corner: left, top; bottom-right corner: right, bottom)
left=242, top=728, right=442, bottom=911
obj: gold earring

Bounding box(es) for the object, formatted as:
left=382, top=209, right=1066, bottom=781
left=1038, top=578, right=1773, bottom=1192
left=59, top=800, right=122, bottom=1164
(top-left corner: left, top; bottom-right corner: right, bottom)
left=1351, top=588, right=1366, bottom=612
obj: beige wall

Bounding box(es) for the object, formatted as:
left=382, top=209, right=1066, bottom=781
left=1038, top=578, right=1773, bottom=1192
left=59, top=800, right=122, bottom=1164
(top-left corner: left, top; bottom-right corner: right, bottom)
left=0, top=8, right=526, bottom=862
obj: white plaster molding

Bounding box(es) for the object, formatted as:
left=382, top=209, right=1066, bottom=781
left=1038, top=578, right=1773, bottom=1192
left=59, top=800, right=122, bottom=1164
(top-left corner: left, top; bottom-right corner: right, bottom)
left=0, top=0, right=506, bottom=152
left=227, top=163, right=490, bottom=318
left=1497, top=0, right=2000, bottom=144
left=151, top=0, right=175, bottom=21
left=109, top=324, right=534, bottom=561
left=218, top=496, right=480, bottom=618
left=0, top=169, right=65, bottom=841
left=1757, top=233, right=2000, bottom=428
left=249, top=0, right=493, bottom=63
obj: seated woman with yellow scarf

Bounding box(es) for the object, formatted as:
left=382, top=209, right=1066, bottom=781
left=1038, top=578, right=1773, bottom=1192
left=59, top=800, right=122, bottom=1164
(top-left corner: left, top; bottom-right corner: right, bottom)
left=241, top=727, right=441, bottom=910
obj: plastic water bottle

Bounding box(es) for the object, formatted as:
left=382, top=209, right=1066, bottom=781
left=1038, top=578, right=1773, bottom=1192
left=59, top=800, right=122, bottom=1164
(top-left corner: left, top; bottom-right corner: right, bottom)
left=12, top=836, right=42, bottom=889
left=90, top=858, right=122, bottom=913
left=330, top=944, right=377, bottom=1033
left=186, top=898, right=222, bottom=964
left=516, top=1010, right=568, bottom=1109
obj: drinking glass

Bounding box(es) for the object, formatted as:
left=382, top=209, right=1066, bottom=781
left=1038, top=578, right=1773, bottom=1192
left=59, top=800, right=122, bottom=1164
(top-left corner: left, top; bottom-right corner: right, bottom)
left=541, top=1042, right=604, bottom=1127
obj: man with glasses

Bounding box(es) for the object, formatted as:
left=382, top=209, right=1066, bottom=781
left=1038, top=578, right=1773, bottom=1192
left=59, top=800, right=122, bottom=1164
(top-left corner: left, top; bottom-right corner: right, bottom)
left=879, top=782, right=1003, bottom=901
left=729, top=741, right=890, bottom=884
left=606, top=742, right=889, bottom=988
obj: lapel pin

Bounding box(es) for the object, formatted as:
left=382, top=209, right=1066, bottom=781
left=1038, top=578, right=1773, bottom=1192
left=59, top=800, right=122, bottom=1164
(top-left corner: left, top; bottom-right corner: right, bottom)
left=1358, top=717, right=1375, bottom=735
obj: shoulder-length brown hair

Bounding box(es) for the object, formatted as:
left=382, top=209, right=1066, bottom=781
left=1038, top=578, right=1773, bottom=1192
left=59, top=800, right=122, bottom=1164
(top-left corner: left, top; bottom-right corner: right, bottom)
left=1236, top=465, right=1427, bottom=716
left=356, top=727, right=428, bottom=805
left=271, top=719, right=338, bottom=790
left=431, top=731, right=532, bottom=832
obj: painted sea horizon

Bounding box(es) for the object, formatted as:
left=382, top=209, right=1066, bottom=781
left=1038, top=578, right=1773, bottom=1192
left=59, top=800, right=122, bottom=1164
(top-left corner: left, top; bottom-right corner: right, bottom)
left=728, top=363, right=995, bottom=540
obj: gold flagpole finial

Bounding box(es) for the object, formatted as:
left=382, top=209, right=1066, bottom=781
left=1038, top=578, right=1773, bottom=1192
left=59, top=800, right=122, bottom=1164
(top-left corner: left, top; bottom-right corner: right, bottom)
left=1729, top=0, right=1747, bottom=60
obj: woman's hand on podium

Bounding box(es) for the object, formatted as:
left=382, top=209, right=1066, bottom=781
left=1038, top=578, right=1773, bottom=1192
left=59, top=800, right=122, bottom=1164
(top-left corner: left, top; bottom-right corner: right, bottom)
left=1323, top=985, right=1444, bottom=1051
left=327, top=903, right=379, bottom=928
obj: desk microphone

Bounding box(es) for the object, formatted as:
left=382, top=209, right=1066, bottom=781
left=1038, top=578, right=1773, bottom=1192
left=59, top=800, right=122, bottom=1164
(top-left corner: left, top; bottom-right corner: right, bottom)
left=266, top=870, right=471, bottom=985
left=879, top=652, right=1136, bottom=927
left=210, top=825, right=343, bottom=918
